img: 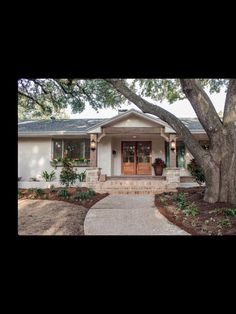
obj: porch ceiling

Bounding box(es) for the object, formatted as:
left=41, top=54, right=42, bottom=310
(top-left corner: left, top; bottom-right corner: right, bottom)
left=100, top=133, right=166, bottom=139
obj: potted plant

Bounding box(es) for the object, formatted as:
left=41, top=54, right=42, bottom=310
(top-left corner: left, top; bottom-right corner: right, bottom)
left=152, top=158, right=166, bottom=176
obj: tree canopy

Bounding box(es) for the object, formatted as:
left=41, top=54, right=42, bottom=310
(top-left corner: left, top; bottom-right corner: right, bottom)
left=18, top=79, right=228, bottom=119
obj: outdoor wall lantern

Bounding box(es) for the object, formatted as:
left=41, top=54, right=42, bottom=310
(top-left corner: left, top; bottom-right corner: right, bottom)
left=170, top=139, right=176, bottom=151
left=91, top=139, right=96, bottom=151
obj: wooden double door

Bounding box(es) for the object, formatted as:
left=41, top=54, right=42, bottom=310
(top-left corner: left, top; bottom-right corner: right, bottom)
left=121, top=141, right=152, bottom=175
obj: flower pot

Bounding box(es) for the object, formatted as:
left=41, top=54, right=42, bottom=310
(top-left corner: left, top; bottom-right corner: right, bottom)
left=153, top=165, right=163, bottom=176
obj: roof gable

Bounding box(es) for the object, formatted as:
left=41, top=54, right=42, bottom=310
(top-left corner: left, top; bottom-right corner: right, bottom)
left=87, top=109, right=170, bottom=132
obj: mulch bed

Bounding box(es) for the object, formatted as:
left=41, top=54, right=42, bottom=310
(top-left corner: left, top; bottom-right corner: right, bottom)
left=155, top=187, right=236, bottom=235
left=18, top=187, right=108, bottom=209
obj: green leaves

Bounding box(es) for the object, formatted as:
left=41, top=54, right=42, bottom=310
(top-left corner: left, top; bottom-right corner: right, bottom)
left=18, top=78, right=229, bottom=119
left=42, top=170, right=56, bottom=182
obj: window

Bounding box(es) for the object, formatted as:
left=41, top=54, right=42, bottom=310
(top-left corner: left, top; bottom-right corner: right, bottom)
left=53, top=140, right=63, bottom=159
left=165, top=141, right=170, bottom=167
left=176, top=141, right=185, bottom=168
left=52, top=139, right=90, bottom=160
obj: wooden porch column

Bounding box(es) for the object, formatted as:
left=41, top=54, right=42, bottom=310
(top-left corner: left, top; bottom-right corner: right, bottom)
left=90, top=134, right=97, bottom=167
left=169, top=134, right=177, bottom=168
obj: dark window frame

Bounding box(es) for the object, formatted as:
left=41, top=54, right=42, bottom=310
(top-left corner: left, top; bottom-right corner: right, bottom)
left=51, top=138, right=90, bottom=162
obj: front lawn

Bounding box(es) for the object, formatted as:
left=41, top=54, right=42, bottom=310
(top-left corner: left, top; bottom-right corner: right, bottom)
left=155, top=187, right=236, bottom=235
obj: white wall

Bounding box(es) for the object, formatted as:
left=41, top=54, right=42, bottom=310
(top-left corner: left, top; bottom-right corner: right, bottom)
left=111, top=137, right=121, bottom=176
left=18, top=138, right=88, bottom=181
left=18, top=138, right=52, bottom=180
left=97, top=136, right=112, bottom=176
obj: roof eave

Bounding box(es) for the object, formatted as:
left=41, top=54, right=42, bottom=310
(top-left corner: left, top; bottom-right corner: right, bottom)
left=18, top=131, right=88, bottom=137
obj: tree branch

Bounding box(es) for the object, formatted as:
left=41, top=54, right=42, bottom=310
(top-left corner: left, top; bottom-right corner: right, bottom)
left=54, top=79, right=70, bottom=95
left=76, top=82, right=97, bottom=107
left=223, top=79, right=236, bottom=128
left=18, top=90, right=45, bottom=110
left=31, top=79, right=50, bottom=94
left=106, top=79, right=209, bottom=166
left=180, top=79, right=223, bottom=137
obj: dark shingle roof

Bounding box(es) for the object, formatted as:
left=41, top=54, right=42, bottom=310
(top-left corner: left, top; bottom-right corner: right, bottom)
left=18, top=117, right=204, bottom=133
left=180, top=118, right=204, bottom=131
left=18, top=119, right=106, bottom=133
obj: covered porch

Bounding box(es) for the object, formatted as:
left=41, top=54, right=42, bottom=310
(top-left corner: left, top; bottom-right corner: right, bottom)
left=87, top=109, right=181, bottom=177
left=96, top=133, right=177, bottom=177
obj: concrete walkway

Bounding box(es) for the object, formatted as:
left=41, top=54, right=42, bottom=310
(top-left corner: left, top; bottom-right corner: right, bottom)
left=84, top=195, right=189, bottom=235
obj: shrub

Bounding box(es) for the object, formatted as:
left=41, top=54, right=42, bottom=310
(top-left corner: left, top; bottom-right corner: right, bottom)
left=28, top=188, right=44, bottom=197
left=49, top=184, right=57, bottom=192
left=60, top=158, right=77, bottom=187
left=160, top=196, right=168, bottom=205
left=74, top=190, right=90, bottom=200
left=187, top=159, right=205, bottom=185
left=183, top=203, right=199, bottom=217
left=36, top=188, right=44, bottom=196
left=218, top=218, right=231, bottom=229
left=77, top=170, right=86, bottom=182
left=174, top=192, right=188, bottom=210
left=58, top=188, right=70, bottom=198
left=42, top=170, right=56, bottom=182
left=88, top=189, right=96, bottom=196
left=223, top=208, right=236, bottom=217
left=209, top=207, right=236, bottom=217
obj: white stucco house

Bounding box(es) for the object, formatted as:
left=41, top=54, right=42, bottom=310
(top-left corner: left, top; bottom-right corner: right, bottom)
left=18, top=109, right=209, bottom=192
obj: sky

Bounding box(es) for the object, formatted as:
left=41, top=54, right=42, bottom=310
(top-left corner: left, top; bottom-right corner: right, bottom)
left=67, top=88, right=227, bottom=119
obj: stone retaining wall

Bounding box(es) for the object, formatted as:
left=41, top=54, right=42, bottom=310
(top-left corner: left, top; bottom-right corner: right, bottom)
left=18, top=181, right=82, bottom=189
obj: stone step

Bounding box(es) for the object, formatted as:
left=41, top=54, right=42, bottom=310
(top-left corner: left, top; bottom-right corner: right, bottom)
left=85, top=184, right=167, bottom=190
left=100, top=185, right=167, bottom=189
left=94, top=189, right=167, bottom=195
left=99, top=182, right=167, bottom=186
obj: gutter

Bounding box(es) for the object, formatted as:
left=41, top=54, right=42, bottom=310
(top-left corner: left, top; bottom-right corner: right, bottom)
left=18, top=131, right=88, bottom=137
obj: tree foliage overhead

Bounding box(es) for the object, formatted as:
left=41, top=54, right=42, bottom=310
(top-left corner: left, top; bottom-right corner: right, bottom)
left=129, top=79, right=228, bottom=103
left=18, top=79, right=228, bottom=119
left=18, top=79, right=126, bottom=119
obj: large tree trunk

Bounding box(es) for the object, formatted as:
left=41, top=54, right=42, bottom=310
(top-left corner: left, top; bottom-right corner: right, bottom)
left=218, top=148, right=236, bottom=205
left=203, top=161, right=220, bottom=203
left=203, top=155, right=236, bottom=205
left=203, top=138, right=236, bottom=205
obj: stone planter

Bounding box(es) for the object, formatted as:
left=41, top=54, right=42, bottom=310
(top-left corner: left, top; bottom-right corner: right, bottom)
left=164, top=167, right=180, bottom=189
left=72, top=162, right=90, bottom=167
left=50, top=161, right=63, bottom=168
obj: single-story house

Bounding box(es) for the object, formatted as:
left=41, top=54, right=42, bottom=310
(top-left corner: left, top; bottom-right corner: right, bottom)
left=18, top=109, right=209, bottom=189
